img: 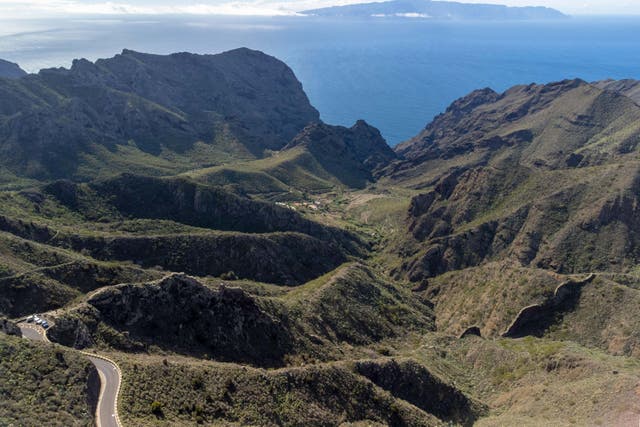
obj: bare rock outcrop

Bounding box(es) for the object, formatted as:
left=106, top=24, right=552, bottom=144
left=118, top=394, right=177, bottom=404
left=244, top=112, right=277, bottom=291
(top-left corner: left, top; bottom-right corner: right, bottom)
left=76, top=274, right=293, bottom=366
left=502, top=274, right=596, bottom=338
left=0, top=317, right=21, bottom=337
left=354, top=358, right=486, bottom=426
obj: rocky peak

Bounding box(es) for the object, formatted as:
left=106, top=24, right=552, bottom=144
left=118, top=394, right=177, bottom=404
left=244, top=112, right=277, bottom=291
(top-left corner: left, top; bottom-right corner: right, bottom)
left=0, top=59, right=27, bottom=79
left=395, top=78, right=593, bottom=163
left=444, top=87, right=500, bottom=117
left=286, top=120, right=396, bottom=175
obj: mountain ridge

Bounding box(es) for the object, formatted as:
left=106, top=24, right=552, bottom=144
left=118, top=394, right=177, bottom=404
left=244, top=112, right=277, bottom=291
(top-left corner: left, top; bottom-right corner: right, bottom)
left=0, top=59, right=26, bottom=79
left=382, top=77, right=640, bottom=285
left=594, top=78, right=640, bottom=105
left=0, top=48, right=319, bottom=182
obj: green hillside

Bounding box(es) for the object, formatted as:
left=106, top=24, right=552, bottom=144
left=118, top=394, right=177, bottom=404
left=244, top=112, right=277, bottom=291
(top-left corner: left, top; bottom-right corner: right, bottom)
left=4, top=48, right=640, bottom=426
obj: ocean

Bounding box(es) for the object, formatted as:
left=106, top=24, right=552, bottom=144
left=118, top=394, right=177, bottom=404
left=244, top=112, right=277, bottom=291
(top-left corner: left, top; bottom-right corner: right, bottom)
left=1, top=15, right=639, bottom=145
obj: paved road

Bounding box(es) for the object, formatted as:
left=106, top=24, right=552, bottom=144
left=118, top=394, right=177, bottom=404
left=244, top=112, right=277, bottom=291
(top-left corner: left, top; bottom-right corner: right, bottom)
left=88, top=356, right=121, bottom=427
left=18, top=323, right=122, bottom=427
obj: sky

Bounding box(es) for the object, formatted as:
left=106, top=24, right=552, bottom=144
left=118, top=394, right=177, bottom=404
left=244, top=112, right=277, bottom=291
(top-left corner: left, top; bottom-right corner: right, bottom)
left=459, top=0, right=640, bottom=14
left=0, top=0, right=639, bottom=17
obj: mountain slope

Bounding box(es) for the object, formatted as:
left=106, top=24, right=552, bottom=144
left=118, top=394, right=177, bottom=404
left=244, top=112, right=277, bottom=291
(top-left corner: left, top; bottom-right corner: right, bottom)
left=189, top=120, right=397, bottom=194
left=394, top=79, right=640, bottom=172
left=595, top=78, right=640, bottom=105
left=0, top=59, right=26, bottom=79
left=116, top=355, right=482, bottom=426
left=47, top=264, right=436, bottom=363
left=42, top=174, right=361, bottom=245
left=0, top=332, right=98, bottom=426
left=7, top=48, right=640, bottom=427
left=0, top=48, right=319, bottom=181
left=302, top=0, right=566, bottom=19
left=383, top=79, right=640, bottom=282
left=0, top=175, right=364, bottom=300
left=283, top=121, right=397, bottom=187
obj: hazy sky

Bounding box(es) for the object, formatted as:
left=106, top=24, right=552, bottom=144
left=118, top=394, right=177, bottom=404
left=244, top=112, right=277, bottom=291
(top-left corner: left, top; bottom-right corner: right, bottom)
left=459, top=0, right=640, bottom=14
left=0, top=0, right=638, bottom=17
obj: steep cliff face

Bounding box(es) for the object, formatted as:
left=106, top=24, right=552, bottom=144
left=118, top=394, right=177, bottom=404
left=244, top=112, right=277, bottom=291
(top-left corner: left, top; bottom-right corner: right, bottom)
left=0, top=48, right=319, bottom=180
left=395, top=86, right=503, bottom=163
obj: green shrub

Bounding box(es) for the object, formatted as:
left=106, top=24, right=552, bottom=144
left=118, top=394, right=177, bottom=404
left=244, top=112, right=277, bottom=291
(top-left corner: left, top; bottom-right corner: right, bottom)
left=150, top=400, right=164, bottom=417
left=221, top=271, right=238, bottom=281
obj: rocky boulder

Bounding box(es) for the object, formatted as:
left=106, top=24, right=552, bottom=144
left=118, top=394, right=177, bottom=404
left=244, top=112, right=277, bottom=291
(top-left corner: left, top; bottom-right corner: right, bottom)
left=0, top=317, right=21, bottom=337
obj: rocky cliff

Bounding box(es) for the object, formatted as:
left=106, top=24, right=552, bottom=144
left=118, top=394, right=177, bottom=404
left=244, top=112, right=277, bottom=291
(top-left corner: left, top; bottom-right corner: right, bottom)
left=0, top=48, right=319, bottom=180
left=387, top=79, right=640, bottom=282
left=0, top=59, right=26, bottom=79
left=283, top=120, right=397, bottom=188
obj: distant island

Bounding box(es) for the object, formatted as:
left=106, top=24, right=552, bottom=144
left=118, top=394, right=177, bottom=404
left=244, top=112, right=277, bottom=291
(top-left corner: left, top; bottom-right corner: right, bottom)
left=300, top=0, right=567, bottom=20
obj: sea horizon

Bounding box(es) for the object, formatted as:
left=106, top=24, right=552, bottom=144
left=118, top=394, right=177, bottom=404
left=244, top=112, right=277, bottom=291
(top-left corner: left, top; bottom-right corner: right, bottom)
left=2, top=14, right=639, bottom=145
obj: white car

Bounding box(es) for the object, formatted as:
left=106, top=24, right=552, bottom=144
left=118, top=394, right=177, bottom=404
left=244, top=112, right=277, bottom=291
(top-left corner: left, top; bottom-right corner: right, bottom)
left=26, top=315, right=34, bottom=323
left=35, top=317, right=43, bottom=325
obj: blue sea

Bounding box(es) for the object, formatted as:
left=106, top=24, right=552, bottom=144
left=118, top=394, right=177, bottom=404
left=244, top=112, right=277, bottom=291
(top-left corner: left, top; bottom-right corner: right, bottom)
left=1, top=15, right=639, bottom=145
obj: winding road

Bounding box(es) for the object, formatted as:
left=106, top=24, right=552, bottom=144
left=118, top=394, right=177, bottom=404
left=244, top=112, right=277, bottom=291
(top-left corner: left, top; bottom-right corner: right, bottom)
left=18, top=323, right=123, bottom=427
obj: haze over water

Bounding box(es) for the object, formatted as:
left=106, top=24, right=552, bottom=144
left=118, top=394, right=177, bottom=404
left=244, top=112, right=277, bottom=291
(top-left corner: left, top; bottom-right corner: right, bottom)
left=1, top=15, right=639, bottom=145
